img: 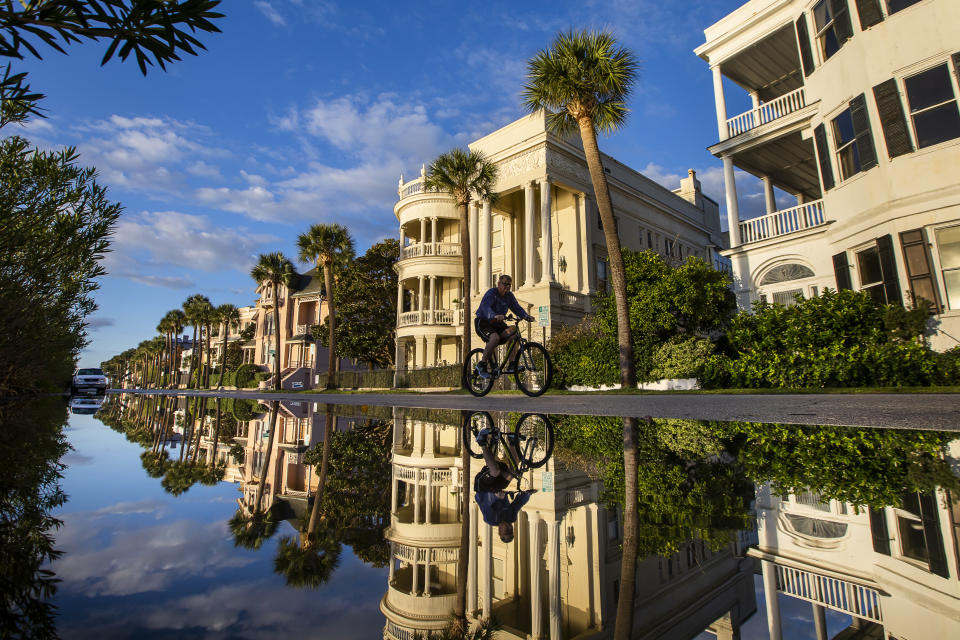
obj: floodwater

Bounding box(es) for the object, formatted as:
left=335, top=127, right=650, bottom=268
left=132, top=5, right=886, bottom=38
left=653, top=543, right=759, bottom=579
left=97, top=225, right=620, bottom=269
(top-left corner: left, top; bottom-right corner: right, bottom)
left=3, top=393, right=959, bottom=639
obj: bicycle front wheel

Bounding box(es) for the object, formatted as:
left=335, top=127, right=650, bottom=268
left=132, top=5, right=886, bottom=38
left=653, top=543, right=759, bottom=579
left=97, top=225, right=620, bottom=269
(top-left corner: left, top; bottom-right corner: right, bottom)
left=463, top=348, right=494, bottom=397
left=514, top=413, right=554, bottom=468
left=514, top=342, right=552, bottom=397
left=464, top=411, right=496, bottom=459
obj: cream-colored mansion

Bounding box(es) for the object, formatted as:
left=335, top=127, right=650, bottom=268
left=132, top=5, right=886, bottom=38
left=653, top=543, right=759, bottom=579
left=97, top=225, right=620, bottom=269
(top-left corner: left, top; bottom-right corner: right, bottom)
left=394, top=114, right=727, bottom=370
left=696, top=0, right=960, bottom=350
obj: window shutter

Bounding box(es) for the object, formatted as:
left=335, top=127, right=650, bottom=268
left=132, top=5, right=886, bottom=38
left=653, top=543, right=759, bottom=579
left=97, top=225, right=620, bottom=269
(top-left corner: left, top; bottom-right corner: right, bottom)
left=850, top=94, right=878, bottom=170
left=873, top=79, right=914, bottom=158
left=796, top=15, right=815, bottom=77
left=952, top=52, right=960, bottom=86
left=899, top=229, right=941, bottom=311
left=918, top=492, right=949, bottom=578
left=876, top=234, right=903, bottom=305
left=832, top=251, right=852, bottom=290
left=868, top=508, right=891, bottom=555
left=855, top=0, right=884, bottom=29
left=830, top=0, right=854, bottom=42
left=814, top=124, right=835, bottom=190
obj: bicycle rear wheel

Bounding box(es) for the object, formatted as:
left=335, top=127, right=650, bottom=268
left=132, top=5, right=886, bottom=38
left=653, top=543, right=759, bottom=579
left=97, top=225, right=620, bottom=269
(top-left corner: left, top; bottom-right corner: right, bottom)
left=463, top=348, right=494, bottom=397
left=463, top=411, right=496, bottom=459
left=514, top=342, right=552, bottom=397
left=514, top=413, right=554, bottom=468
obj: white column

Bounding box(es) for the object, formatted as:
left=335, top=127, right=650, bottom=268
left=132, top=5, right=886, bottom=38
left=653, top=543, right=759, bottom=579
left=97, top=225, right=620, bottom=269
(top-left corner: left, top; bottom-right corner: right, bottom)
left=390, top=465, right=399, bottom=514
left=429, top=275, right=436, bottom=324
left=712, top=65, right=729, bottom=140
left=750, top=90, right=761, bottom=129
left=468, top=501, right=479, bottom=615
left=481, top=199, right=492, bottom=290
left=763, top=175, right=776, bottom=214
left=539, top=179, right=553, bottom=285
left=388, top=542, right=396, bottom=583
left=418, top=275, right=425, bottom=313
left=528, top=510, right=543, bottom=639
left=813, top=603, right=827, bottom=640
left=425, top=469, right=433, bottom=524
left=761, top=560, right=783, bottom=640
left=524, top=181, right=536, bottom=288
left=412, top=557, right=420, bottom=595
left=420, top=217, right=426, bottom=249
left=575, top=192, right=587, bottom=294
left=414, top=471, right=422, bottom=524
left=424, top=558, right=431, bottom=596
left=482, top=519, right=493, bottom=617
left=431, top=216, right=438, bottom=254
left=399, top=226, right=405, bottom=252
left=722, top=156, right=742, bottom=248
left=470, top=202, right=479, bottom=295
left=547, top=516, right=562, bottom=640
left=396, top=281, right=403, bottom=323
left=584, top=503, right=598, bottom=628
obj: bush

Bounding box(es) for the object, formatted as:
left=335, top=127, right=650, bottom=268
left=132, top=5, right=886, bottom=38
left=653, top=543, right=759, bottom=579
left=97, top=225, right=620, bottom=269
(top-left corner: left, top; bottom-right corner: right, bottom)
left=649, top=336, right=714, bottom=380
left=317, top=368, right=394, bottom=389
left=395, top=364, right=461, bottom=389
left=548, top=319, right=619, bottom=388
left=234, top=363, right=260, bottom=388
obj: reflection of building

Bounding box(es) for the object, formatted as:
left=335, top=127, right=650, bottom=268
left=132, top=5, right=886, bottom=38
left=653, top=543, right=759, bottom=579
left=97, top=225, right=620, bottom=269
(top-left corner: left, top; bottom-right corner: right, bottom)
left=696, top=0, right=960, bottom=349
left=394, top=113, right=726, bottom=369
left=381, top=411, right=756, bottom=639
left=751, top=478, right=960, bottom=639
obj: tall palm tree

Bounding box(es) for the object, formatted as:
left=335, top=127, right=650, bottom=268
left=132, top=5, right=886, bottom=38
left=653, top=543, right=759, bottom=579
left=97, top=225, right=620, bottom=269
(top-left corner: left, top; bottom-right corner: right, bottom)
left=166, top=309, right=187, bottom=387
left=424, top=148, right=498, bottom=365
left=254, top=401, right=281, bottom=513
left=157, top=316, right=173, bottom=388
left=215, top=303, right=241, bottom=388
left=523, top=29, right=640, bottom=640
left=200, top=302, right=217, bottom=389
left=296, top=224, right=355, bottom=389
left=273, top=531, right=341, bottom=588
left=305, top=405, right=335, bottom=536
left=183, top=294, right=212, bottom=389
left=251, top=252, right=296, bottom=391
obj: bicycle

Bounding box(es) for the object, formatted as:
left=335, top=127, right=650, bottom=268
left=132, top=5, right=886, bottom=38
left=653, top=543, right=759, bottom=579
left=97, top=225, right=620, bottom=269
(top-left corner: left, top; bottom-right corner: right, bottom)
left=463, top=315, right=553, bottom=397
left=463, top=412, right=555, bottom=489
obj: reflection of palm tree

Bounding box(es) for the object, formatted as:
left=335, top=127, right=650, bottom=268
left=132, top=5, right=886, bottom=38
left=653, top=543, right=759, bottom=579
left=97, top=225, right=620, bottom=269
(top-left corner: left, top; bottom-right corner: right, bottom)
left=305, top=405, right=334, bottom=535
left=273, top=532, right=341, bottom=588
left=228, top=507, right=279, bottom=549
left=253, top=401, right=280, bottom=512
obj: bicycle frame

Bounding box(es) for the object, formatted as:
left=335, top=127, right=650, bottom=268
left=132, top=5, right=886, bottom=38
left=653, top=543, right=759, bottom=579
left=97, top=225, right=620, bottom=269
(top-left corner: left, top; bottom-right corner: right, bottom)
left=488, top=318, right=526, bottom=374
left=489, top=430, right=531, bottom=490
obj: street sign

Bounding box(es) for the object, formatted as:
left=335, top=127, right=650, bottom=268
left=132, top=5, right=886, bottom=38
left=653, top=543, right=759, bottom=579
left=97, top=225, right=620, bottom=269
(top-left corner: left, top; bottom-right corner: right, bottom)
left=541, top=471, right=553, bottom=493
left=292, top=381, right=303, bottom=389
left=538, top=305, right=549, bottom=327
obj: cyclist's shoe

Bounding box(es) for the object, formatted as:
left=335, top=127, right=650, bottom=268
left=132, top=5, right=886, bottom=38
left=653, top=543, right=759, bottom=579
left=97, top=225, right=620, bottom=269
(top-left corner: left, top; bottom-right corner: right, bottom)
left=476, top=427, right=492, bottom=447
left=475, top=360, right=491, bottom=379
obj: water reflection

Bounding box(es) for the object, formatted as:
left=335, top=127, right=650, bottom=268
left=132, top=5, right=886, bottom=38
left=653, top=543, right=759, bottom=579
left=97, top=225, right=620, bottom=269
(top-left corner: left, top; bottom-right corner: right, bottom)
left=17, top=392, right=960, bottom=638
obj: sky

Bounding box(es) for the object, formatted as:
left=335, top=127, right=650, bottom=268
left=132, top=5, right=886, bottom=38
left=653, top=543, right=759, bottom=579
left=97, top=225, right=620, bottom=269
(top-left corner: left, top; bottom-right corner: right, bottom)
left=12, top=0, right=771, bottom=366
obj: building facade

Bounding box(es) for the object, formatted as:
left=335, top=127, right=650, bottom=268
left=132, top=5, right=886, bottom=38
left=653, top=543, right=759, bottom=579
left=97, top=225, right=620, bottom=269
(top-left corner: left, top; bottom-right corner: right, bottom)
left=394, top=114, right=727, bottom=369
left=696, top=0, right=960, bottom=350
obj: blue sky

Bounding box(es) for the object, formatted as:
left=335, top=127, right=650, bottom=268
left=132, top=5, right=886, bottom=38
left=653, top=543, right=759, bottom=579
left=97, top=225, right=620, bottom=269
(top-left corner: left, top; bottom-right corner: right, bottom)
left=13, top=0, right=767, bottom=366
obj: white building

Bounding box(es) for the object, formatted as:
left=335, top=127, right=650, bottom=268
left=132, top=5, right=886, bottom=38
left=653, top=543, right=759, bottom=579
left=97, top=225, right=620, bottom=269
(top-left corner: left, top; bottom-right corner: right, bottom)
left=696, top=0, right=960, bottom=350
left=394, top=114, right=727, bottom=369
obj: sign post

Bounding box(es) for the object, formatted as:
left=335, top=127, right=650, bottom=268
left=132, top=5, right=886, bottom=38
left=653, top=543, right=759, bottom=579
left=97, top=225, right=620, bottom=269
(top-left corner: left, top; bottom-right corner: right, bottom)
left=538, top=305, right=549, bottom=343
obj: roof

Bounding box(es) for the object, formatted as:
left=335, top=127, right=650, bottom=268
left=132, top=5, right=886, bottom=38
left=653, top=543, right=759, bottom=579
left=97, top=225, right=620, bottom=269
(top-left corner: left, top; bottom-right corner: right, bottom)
left=290, top=266, right=326, bottom=298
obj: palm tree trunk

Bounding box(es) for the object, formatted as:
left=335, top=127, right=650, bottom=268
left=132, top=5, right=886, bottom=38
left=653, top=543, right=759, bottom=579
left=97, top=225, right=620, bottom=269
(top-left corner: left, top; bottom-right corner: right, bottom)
left=204, top=324, right=212, bottom=389
left=323, top=262, right=336, bottom=389
left=254, top=401, right=280, bottom=513
left=272, top=282, right=282, bottom=391
left=210, top=398, right=222, bottom=468
left=459, top=201, right=471, bottom=365
left=217, top=324, right=229, bottom=388
left=453, top=411, right=471, bottom=626
left=188, top=324, right=199, bottom=389
left=306, top=406, right=334, bottom=536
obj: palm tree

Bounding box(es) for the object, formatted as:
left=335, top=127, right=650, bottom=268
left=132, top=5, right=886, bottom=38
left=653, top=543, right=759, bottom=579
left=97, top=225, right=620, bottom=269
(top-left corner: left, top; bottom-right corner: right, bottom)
left=201, top=302, right=217, bottom=389
left=423, top=148, right=498, bottom=365
left=166, top=309, right=187, bottom=387
left=523, top=29, right=640, bottom=640
left=157, top=316, right=173, bottom=388
left=215, top=303, right=241, bottom=388
left=251, top=252, right=296, bottom=391
left=253, top=401, right=280, bottom=512
left=183, top=294, right=212, bottom=389
left=305, top=405, right=335, bottom=536
left=273, top=531, right=341, bottom=588
left=296, top=224, right=355, bottom=389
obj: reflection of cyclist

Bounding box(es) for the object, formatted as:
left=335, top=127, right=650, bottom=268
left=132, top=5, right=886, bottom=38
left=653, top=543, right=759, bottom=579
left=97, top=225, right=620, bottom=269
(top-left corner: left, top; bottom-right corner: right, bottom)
left=473, top=427, right=536, bottom=543
left=475, top=274, right=535, bottom=379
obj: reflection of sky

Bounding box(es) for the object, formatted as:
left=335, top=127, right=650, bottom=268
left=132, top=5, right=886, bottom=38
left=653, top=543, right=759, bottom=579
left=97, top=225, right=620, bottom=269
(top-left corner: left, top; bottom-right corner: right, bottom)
left=51, top=412, right=387, bottom=639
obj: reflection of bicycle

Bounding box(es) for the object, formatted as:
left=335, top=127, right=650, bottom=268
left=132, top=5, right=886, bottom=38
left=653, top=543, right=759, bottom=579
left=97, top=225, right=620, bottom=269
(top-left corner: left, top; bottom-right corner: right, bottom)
left=464, top=412, right=554, bottom=489
left=464, top=316, right=553, bottom=398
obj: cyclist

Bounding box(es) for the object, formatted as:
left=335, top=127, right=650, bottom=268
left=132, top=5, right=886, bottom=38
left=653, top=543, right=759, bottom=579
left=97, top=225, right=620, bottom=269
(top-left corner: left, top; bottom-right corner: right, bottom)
left=473, top=427, right=536, bottom=543
left=475, top=274, right=535, bottom=379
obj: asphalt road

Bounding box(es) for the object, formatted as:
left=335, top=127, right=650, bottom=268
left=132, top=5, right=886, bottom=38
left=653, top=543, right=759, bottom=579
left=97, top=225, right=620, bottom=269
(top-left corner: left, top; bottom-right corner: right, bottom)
left=110, top=388, right=960, bottom=431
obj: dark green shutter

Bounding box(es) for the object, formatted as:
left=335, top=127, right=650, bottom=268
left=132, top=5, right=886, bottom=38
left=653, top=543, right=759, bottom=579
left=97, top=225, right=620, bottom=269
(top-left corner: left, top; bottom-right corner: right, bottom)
left=850, top=94, right=878, bottom=170
left=814, top=124, right=835, bottom=191
left=833, top=252, right=852, bottom=290
left=873, top=79, right=914, bottom=158
left=831, top=0, right=854, bottom=42
left=796, top=15, right=815, bottom=77
left=869, top=508, right=891, bottom=555
left=855, top=0, right=884, bottom=29
left=876, top=234, right=903, bottom=305
left=918, top=492, right=949, bottom=578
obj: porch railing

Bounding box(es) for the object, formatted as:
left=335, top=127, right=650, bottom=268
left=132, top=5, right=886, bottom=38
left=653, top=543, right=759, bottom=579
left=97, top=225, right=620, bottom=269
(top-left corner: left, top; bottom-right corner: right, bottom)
left=739, top=199, right=825, bottom=244
left=775, top=564, right=882, bottom=622
left=398, top=309, right=462, bottom=328
left=726, top=87, right=806, bottom=138
left=400, top=242, right=462, bottom=259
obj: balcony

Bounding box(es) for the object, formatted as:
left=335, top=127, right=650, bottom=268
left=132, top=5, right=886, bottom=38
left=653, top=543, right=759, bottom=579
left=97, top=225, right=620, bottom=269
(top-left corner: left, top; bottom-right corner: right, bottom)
left=400, top=242, right=462, bottom=259
left=398, top=176, right=426, bottom=200
left=398, top=309, right=464, bottom=328
left=775, top=564, right=882, bottom=623
left=739, top=200, right=826, bottom=245
left=726, top=87, right=806, bottom=138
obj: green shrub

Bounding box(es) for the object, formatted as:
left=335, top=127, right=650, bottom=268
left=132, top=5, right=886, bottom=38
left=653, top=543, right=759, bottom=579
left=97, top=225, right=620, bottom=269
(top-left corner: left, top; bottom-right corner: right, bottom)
left=234, top=363, right=260, bottom=388
left=649, top=336, right=714, bottom=380
left=318, top=368, right=394, bottom=389
left=254, top=372, right=271, bottom=383
left=395, top=364, right=461, bottom=389
left=548, top=319, right=619, bottom=388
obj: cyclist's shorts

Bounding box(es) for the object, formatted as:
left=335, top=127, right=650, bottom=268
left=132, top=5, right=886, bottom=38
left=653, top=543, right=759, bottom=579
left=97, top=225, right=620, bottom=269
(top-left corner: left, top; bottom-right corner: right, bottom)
left=476, top=317, right=508, bottom=340
left=474, top=464, right=511, bottom=493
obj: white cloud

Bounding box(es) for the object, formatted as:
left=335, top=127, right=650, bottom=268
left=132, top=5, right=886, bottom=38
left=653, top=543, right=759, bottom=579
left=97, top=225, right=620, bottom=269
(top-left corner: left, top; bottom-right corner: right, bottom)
left=85, top=316, right=116, bottom=330
left=125, top=274, right=196, bottom=289
left=254, top=1, right=286, bottom=25
left=187, top=160, right=222, bottom=179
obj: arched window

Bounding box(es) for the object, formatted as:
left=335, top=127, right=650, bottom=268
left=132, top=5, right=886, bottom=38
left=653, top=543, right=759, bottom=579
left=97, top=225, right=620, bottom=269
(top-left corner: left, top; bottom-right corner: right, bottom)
left=759, top=263, right=815, bottom=285
left=757, top=263, right=817, bottom=307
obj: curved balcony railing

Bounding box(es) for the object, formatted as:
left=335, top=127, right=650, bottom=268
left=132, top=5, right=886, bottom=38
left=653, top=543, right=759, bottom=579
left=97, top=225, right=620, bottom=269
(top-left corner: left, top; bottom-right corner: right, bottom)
left=739, top=199, right=826, bottom=244
left=726, top=87, right=806, bottom=138
left=398, top=176, right=426, bottom=199
left=400, top=242, right=461, bottom=259
left=397, top=309, right=464, bottom=328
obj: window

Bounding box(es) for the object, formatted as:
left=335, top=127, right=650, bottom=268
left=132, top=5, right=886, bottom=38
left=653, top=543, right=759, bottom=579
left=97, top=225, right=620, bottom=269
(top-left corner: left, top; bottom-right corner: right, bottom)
left=492, top=215, right=503, bottom=248
left=833, top=109, right=862, bottom=179
left=904, top=64, right=960, bottom=149
left=596, top=258, right=609, bottom=293
left=935, top=225, right=960, bottom=309
left=647, top=231, right=653, bottom=249
left=812, top=0, right=852, bottom=61
left=896, top=492, right=929, bottom=562
left=664, top=239, right=675, bottom=257
left=773, top=289, right=804, bottom=306
left=887, top=0, right=923, bottom=14
left=856, top=246, right=887, bottom=304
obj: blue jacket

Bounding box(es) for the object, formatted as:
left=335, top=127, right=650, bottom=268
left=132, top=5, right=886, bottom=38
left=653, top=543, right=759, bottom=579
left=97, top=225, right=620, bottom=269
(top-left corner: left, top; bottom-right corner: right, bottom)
left=474, top=490, right=531, bottom=526
left=475, top=287, right=531, bottom=321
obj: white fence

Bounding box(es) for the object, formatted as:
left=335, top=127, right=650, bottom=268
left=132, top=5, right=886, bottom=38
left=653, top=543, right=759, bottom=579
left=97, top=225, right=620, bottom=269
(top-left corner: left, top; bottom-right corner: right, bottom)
left=739, top=200, right=825, bottom=244
left=726, top=87, right=806, bottom=137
